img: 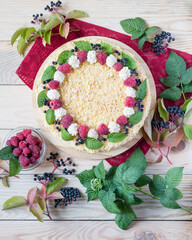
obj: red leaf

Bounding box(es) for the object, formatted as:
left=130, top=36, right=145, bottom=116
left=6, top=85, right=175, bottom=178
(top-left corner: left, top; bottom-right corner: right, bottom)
left=47, top=192, right=63, bottom=199
left=163, top=127, right=184, bottom=147
left=40, top=185, right=47, bottom=199
left=27, top=187, right=39, bottom=206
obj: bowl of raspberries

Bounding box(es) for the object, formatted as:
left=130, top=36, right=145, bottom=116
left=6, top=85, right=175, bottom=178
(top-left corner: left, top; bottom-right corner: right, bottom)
left=3, top=127, right=47, bottom=170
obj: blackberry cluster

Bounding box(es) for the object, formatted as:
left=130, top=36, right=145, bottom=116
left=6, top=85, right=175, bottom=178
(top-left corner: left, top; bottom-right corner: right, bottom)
left=33, top=172, right=55, bottom=182
left=75, top=137, right=85, bottom=146
left=90, top=43, right=104, bottom=51
left=152, top=120, right=169, bottom=130
left=44, top=1, right=62, bottom=11
left=136, top=100, right=144, bottom=112
left=54, top=187, right=81, bottom=208
left=167, top=106, right=185, bottom=117
left=31, top=13, right=43, bottom=24
left=152, top=31, right=175, bottom=55
left=71, top=46, right=78, bottom=52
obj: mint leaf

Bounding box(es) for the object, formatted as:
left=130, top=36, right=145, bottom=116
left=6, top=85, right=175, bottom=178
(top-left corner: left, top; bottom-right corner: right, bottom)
left=107, top=132, right=127, bottom=143
left=165, top=167, right=184, bottom=188
left=122, top=167, right=144, bottom=184
left=41, top=65, right=56, bottom=82
left=115, top=200, right=136, bottom=230
left=182, top=82, right=192, bottom=92
left=181, top=98, right=192, bottom=111
left=183, top=125, right=192, bottom=140
left=160, top=76, right=180, bottom=87
left=164, top=188, right=183, bottom=201
left=121, top=52, right=136, bottom=70
left=136, top=79, right=147, bottom=100
left=165, top=51, right=186, bottom=78
left=74, top=41, right=92, bottom=52
left=159, top=87, right=182, bottom=101
left=86, top=187, right=99, bottom=201
left=138, top=34, right=147, bottom=50
left=98, top=190, right=121, bottom=214
left=85, top=137, right=103, bottom=150
left=66, top=10, right=87, bottom=19
left=135, top=174, right=152, bottom=187
left=0, top=146, right=14, bottom=160
left=149, top=175, right=166, bottom=197
left=11, top=27, right=27, bottom=45
left=46, top=177, right=66, bottom=195
left=46, top=109, right=55, bottom=125
left=44, top=30, right=52, bottom=45
left=94, top=161, right=105, bottom=180
left=100, top=41, right=113, bottom=55
left=9, top=157, right=22, bottom=177
left=126, top=148, right=147, bottom=171
left=181, top=67, right=192, bottom=84
left=61, top=127, right=72, bottom=141
left=57, top=50, right=74, bottom=64
left=37, top=90, right=48, bottom=108
left=158, top=98, right=169, bottom=121
left=129, top=111, right=143, bottom=125
left=160, top=197, right=181, bottom=209
left=120, top=17, right=146, bottom=40
left=76, top=169, right=95, bottom=188
left=2, top=196, right=27, bottom=210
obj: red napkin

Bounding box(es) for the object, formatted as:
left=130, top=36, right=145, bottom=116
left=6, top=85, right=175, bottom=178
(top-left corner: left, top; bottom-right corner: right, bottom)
left=16, top=19, right=192, bottom=166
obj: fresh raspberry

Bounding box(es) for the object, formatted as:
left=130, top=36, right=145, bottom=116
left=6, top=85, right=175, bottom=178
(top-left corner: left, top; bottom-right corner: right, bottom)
left=97, top=52, right=108, bottom=65
left=29, top=145, right=41, bottom=158
left=50, top=99, right=63, bottom=110
left=77, top=51, right=87, bottom=63
left=97, top=123, right=109, bottom=135
left=6, top=140, right=12, bottom=146
left=19, top=155, right=30, bottom=168
left=19, top=141, right=28, bottom=150
left=23, top=147, right=31, bottom=157
left=78, top=125, right=89, bottom=139
left=26, top=134, right=36, bottom=145
left=13, top=148, right=22, bottom=157
left=123, top=77, right=137, bottom=87
left=113, top=62, right=123, bottom=71
left=16, top=132, right=25, bottom=141
left=49, top=80, right=60, bottom=89
left=10, top=136, right=19, bottom=147
left=116, top=115, right=128, bottom=125
left=22, top=129, right=32, bottom=138
left=58, top=63, right=71, bottom=73
left=124, top=97, right=137, bottom=107
left=36, top=140, right=42, bottom=149
left=30, top=156, right=38, bottom=164
left=62, top=115, right=73, bottom=128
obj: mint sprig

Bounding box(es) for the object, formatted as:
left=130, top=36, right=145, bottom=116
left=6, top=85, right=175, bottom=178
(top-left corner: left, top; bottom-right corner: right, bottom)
left=46, top=109, right=55, bottom=125
left=61, top=127, right=72, bottom=141
left=136, top=79, right=147, bottom=100
left=107, top=132, right=127, bottom=143
left=121, top=52, right=136, bottom=70
left=85, top=137, right=103, bottom=150
left=37, top=90, right=48, bottom=108
left=100, top=41, right=113, bottom=55
left=41, top=65, right=56, bottom=82
left=74, top=41, right=92, bottom=52
left=57, top=51, right=74, bottom=64
left=129, top=111, right=143, bottom=125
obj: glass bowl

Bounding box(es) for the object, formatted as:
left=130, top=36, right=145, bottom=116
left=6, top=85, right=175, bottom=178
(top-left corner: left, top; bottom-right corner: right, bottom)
left=2, top=126, right=47, bottom=171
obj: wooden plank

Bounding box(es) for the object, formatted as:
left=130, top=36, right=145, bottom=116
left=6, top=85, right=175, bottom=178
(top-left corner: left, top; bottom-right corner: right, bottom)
left=0, top=221, right=192, bottom=240
left=0, top=174, right=191, bottom=220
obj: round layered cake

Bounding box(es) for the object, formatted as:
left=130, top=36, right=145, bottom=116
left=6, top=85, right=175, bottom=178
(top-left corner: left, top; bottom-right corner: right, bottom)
left=34, top=37, right=152, bottom=153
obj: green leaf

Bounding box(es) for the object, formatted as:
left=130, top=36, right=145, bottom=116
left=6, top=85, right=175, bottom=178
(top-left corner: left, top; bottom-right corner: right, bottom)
left=122, top=167, right=144, bottom=184
left=37, top=29, right=42, bottom=38
left=41, top=65, right=56, bottom=82
left=30, top=203, right=44, bottom=222
left=74, top=41, right=92, bottom=52
left=184, top=99, right=192, bottom=116
left=115, top=200, right=136, bottom=230
left=102, top=179, right=117, bottom=192
left=160, top=76, right=180, bottom=87
left=2, top=176, right=9, bottom=187
left=121, top=52, right=136, bottom=70
left=181, top=67, right=192, bottom=84
left=136, top=79, right=147, bottom=100
left=145, top=26, right=159, bottom=36
left=160, top=197, right=181, bottom=209
left=76, top=168, right=95, bottom=188
left=24, top=27, right=36, bottom=43
left=107, top=132, right=127, bottom=143
left=116, top=187, right=135, bottom=205
left=159, top=87, right=182, bottom=101
left=36, top=197, right=46, bottom=212
left=9, top=157, right=22, bottom=177
left=120, top=17, right=146, bottom=40
left=106, top=166, right=117, bottom=178
left=37, top=90, right=48, bottom=108
left=138, top=34, right=147, bottom=50
left=181, top=98, right=192, bottom=111
left=44, top=14, right=62, bottom=32
left=149, top=175, right=166, bottom=198
left=86, top=187, right=99, bottom=201
left=0, top=146, right=14, bottom=160
left=17, top=37, right=28, bottom=55
left=129, top=111, right=143, bottom=125
left=164, top=188, right=183, bottom=201
left=11, top=27, right=27, bottom=45
left=44, top=30, right=52, bottom=45
left=165, top=167, right=184, bottom=188
left=100, top=41, right=113, bottom=55
left=57, top=50, right=74, bottom=64
left=94, top=161, right=105, bottom=180
left=126, top=148, right=147, bottom=171
left=135, top=174, right=152, bottom=187
left=85, top=137, right=103, bottom=150
left=66, top=10, right=87, bottom=19
left=46, top=177, right=66, bottom=195
left=182, top=82, right=192, bottom=92
left=46, top=109, right=55, bottom=125
left=113, top=162, right=128, bottom=185
left=165, top=51, right=186, bottom=78
left=183, top=125, right=192, bottom=140
left=158, top=98, right=169, bottom=121
left=133, top=196, right=144, bottom=205
left=59, top=22, right=70, bottom=38
left=61, top=127, right=72, bottom=141
left=2, top=196, right=27, bottom=210
left=98, top=190, right=121, bottom=214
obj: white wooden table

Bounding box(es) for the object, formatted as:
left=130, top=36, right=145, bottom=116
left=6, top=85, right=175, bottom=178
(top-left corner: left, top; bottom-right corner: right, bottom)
left=0, top=0, right=192, bottom=239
